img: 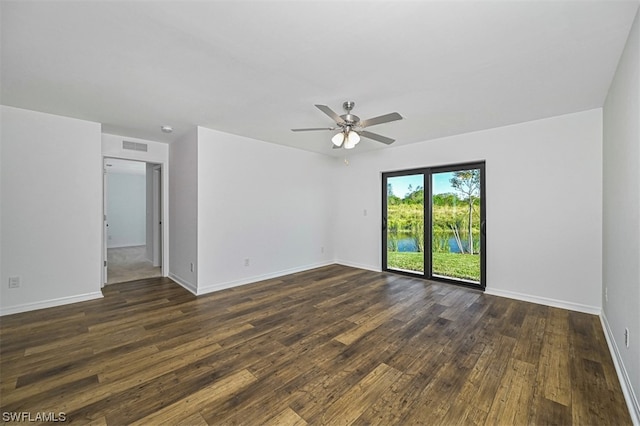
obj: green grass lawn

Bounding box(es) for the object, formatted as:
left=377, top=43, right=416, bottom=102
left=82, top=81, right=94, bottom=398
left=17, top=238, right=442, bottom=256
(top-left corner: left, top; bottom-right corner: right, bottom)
left=387, top=251, right=480, bottom=282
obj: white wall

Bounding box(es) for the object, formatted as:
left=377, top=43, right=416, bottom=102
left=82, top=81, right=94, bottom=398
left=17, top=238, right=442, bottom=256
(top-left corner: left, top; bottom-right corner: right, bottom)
left=0, top=106, right=607, bottom=318
left=334, top=109, right=603, bottom=313
left=106, top=171, right=146, bottom=248
left=195, top=127, right=334, bottom=294
left=0, top=106, right=103, bottom=315
left=603, top=8, right=640, bottom=423
left=168, top=128, right=198, bottom=292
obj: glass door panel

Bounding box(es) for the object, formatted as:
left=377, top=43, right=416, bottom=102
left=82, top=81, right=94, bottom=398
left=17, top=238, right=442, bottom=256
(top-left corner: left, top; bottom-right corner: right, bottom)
left=384, top=173, right=425, bottom=275
left=431, top=167, right=482, bottom=284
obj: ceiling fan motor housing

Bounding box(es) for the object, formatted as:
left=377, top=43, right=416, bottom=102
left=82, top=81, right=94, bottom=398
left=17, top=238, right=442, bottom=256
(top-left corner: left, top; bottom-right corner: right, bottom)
left=340, top=113, right=360, bottom=126
left=340, top=101, right=359, bottom=126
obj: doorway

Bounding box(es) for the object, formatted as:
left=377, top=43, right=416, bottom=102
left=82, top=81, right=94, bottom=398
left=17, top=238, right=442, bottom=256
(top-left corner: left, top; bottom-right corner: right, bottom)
left=103, top=158, right=163, bottom=285
left=382, top=162, right=486, bottom=289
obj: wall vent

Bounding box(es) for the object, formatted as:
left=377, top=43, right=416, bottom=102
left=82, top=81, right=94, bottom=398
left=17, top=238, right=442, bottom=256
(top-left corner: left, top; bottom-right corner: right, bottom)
left=122, top=140, right=148, bottom=152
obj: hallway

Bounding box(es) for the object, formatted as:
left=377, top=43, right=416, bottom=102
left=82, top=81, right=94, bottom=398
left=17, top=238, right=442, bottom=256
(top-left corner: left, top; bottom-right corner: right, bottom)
left=107, top=245, right=161, bottom=284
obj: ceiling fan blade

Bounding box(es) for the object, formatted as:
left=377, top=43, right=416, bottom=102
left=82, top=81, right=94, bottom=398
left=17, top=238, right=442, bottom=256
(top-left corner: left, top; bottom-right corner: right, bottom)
left=359, top=112, right=403, bottom=128
left=315, top=104, right=346, bottom=125
left=360, top=130, right=395, bottom=145
left=291, top=127, right=335, bottom=132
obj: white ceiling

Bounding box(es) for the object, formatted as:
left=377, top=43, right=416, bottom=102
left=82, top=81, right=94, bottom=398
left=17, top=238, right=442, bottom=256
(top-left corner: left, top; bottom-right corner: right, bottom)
left=1, top=1, right=638, bottom=157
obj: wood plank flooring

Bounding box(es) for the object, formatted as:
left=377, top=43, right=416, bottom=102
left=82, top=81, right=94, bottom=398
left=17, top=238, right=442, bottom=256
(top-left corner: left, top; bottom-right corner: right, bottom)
left=0, top=265, right=630, bottom=425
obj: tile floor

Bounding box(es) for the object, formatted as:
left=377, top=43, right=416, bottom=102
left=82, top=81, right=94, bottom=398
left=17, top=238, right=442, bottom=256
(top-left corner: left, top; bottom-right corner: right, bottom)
left=107, top=245, right=161, bottom=284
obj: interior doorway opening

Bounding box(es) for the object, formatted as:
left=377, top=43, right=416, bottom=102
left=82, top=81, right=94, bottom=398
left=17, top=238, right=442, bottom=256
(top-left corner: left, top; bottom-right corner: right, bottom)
left=103, top=158, right=163, bottom=285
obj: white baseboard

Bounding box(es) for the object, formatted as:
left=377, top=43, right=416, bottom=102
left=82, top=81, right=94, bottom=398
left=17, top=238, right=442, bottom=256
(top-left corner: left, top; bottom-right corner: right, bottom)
left=600, top=313, right=640, bottom=425
left=334, top=259, right=381, bottom=273
left=334, top=264, right=601, bottom=316
left=168, top=273, right=197, bottom=295
left=0, top=292, right=104, bottom=316
left=484, top=287, right=601, bottom=315
left=332, top=264, right=600, bottom=315
left=196, top=261, right=334, bottom=296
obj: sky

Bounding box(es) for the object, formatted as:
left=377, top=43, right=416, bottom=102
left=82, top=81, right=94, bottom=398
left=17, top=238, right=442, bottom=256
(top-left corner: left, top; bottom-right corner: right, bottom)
left=388, top=172, right=455, bottom=198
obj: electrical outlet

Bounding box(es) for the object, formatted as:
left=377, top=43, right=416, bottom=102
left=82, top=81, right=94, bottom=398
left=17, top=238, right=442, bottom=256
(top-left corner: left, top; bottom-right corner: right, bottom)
left=605, top=287, right=608, bottom=302
left=624, top=328, right=630, bottom=348
left=9, top=276, right=20, bottom=288
left=190, top=263, right=194, bottom=272
left=244, top=258, right=250, bottom=267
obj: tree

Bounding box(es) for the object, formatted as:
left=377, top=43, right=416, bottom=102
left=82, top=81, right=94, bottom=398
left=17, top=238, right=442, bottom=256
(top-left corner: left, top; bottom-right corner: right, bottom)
left=387, top=183, right=400, bottom=205
left=405, top=185, right=424, bottom=205
left=450, top=170, right=480, bottom=254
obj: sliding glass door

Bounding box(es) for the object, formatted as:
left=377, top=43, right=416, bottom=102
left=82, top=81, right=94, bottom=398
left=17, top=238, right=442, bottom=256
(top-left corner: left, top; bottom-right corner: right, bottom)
left=382, top=162, right=485, bottom=289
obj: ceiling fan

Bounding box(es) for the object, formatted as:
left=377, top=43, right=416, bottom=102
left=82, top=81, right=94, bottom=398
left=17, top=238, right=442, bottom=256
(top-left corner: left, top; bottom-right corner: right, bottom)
left=292, top=101, right=403, bottom=149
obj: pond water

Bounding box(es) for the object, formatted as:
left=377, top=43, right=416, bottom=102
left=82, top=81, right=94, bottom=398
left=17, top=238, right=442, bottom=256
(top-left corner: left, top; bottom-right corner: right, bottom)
left=395, top=237, right=465, bottom=253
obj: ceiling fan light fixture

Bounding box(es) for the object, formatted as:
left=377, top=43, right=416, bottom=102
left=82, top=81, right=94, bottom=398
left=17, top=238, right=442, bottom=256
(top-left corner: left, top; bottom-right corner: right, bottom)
left=348, top=130, right=360, bottom=145
left=331, top=132, right=345, bottom=147
left=344, top=130, right=360, bottom=149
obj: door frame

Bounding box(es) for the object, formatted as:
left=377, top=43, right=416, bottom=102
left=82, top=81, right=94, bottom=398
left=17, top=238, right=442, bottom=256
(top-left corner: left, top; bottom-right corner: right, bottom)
left=382, top=161, right=486, bottom=290
left=102, top=157, right=169, bottom=286
left=152, top=165, right=162, bottom=267
left=102, top=160, right=109, bottom=285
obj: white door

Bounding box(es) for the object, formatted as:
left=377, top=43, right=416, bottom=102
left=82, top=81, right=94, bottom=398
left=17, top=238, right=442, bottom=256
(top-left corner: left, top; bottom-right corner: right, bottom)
left=102, top=159, right=109, bottom=285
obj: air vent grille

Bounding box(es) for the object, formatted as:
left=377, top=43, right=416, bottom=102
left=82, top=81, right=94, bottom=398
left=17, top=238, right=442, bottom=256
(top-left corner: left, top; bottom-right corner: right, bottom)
left=122, top=141, right=148, bottom=152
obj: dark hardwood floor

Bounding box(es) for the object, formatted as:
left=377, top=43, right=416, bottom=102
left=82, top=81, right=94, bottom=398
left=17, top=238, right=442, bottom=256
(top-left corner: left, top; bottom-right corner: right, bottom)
left=0, top=265, right=630, bottom=425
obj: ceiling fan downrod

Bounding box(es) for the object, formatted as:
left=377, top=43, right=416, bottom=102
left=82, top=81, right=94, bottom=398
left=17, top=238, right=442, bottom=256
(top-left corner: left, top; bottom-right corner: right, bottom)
left=343, top=101, right=355, bottom=112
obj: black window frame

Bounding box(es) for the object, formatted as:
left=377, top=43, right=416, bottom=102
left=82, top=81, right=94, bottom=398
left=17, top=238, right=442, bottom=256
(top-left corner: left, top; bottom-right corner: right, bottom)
left=382, top=161, right=486, bottom=290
